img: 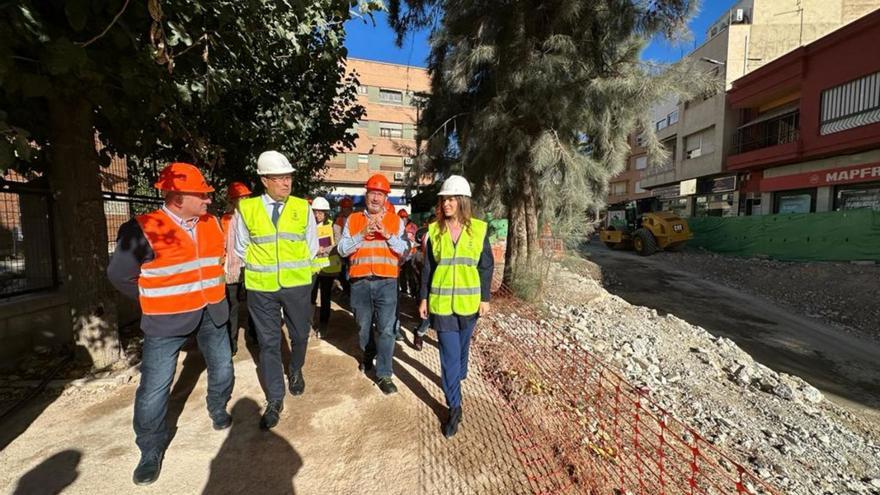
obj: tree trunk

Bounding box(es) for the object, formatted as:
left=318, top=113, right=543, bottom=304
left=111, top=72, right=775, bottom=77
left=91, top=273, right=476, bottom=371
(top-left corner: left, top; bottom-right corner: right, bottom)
left=502, top=171, right=541, bottom=295
left=48, top=96, right=121, bottom=369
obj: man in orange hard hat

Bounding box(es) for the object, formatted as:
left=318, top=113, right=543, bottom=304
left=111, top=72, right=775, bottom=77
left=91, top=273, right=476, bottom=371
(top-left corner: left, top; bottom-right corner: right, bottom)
left=108, top=162, right=233, bottom=486
left=337, top=174, right=409, bottom=394
left=221, top=181, right=254, bottom=355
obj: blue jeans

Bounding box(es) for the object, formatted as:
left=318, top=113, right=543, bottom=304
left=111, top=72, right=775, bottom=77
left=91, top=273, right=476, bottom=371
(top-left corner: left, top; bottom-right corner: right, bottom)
left=134, top=310, right=234, bottom=456
left=350, top=277, right=397, bottom=378
left=437, top=318, right=477, bottom=408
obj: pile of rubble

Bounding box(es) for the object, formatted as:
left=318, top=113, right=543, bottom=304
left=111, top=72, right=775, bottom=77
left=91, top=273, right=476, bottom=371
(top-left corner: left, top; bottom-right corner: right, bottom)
left=526, top=262, right=880, bottom=495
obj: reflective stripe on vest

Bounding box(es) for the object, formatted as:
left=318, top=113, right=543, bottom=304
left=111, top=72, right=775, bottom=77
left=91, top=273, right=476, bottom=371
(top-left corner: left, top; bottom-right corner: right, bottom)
left=347, top=212, right=400, bottom=278
left=239, top=196, right=313, bottom=291
left=427, top=218, right=488, bottom=316
left=136, top=210, right=226, bottom=315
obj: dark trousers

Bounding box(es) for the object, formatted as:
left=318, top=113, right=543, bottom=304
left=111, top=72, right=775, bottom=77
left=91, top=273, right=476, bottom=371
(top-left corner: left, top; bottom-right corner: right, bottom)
left=350, top=277, right=397, bottom=378
left=437, top=319, right=477, bottom=408
left=226, top=282, right=256, bottom=353
left=310, top=275, right=334, bottom=325
left=247, top=284, right=312, bottom=402
left=134, top=310, right=233, bottom=456
left=398, top=260, right=419, bottom=296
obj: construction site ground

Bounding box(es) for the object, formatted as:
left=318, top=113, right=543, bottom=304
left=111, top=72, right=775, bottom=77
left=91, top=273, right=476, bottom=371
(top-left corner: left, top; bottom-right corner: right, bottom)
left=579, top=242, right=880, bottom=423
left=0, top=298, right=533, bottom=494
left=2, top=246, right=879, bottom=493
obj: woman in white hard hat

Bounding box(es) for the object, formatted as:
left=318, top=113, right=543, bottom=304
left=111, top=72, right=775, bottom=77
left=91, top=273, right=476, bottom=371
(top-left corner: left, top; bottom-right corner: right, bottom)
left=310, top=197, right=341, bottom=337
left=418, top=175, right=494, bottom=438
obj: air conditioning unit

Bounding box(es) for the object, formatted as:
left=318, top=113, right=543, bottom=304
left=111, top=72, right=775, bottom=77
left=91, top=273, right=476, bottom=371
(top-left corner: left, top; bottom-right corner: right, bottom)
left=733, top=8, right=745, bottom=23
left=393, top=172, right=405, bottom=181
left=687, top=148, right=702, bottom=159
left=403, top=157, right=414, bottom=165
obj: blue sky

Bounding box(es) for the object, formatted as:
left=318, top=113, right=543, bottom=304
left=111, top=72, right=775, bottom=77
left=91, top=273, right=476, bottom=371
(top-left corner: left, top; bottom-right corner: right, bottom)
left=344, top=1, right=740, bottom=67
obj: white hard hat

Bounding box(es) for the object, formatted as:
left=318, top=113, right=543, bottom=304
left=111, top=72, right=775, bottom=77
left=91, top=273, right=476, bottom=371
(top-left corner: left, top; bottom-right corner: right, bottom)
left=437, top=175, right=472, bottom=197
left=257, top=150, right=294, bottom=175
left=311, top=197, right=330, bottom=211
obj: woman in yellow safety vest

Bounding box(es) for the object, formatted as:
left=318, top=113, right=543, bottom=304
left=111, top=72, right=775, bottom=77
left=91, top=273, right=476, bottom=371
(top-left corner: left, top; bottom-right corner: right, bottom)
left=310, top=197, right=341, bottom=337
left=418, top=175, right=494, bottom=438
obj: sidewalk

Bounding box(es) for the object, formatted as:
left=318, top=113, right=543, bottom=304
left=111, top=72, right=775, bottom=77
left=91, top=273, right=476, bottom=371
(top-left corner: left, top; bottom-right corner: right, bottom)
left=0, top=299, right=532, bottom=494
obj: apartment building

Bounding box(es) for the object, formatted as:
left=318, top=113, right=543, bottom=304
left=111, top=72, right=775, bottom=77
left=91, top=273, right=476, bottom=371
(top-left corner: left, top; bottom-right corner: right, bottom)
left=726, top=9, right=880, bottom=214
left=323, top=58, right=430, bottom=205
left=613, top=0, right=880, bottom=216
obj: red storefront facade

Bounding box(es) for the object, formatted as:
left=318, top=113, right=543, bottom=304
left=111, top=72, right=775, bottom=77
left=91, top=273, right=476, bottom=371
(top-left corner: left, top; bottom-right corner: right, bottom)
left=726, top=9, right=880, bottom=214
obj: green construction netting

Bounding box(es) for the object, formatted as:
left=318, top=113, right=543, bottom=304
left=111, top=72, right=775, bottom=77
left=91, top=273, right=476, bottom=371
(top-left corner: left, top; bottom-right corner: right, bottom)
left=686, top=209, right=880, bottom=261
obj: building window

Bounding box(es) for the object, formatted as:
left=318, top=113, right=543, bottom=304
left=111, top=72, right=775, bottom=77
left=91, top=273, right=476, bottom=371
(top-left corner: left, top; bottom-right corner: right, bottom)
left=610, top=181, right=627, bottom=195
left=379, top=89, right=403, bottom=104
left=659, top=197, right=690, bottom=218
left=357, top=154, right=369, bottom=164
left=634, top=181, right=646, bottom=193
left=694, top=193, right=735, bottom=217
left=656, top=119, right=667, bottom=131
left=357, top=85, right=368, bottom=95
left=774, top=189, right=815, bottom=214
left=635, top=133, right=646, bottom=148
left=834, top=183, right=880, bottom=211
left=684, top=127, right=714, bottom=159
left=634, top=156, right=648, bottom=170
left=379, top=122, right=403, bottom=138
left=668, top=110, right=679, bottom=125
left=820, top=71, right=880, bottom=135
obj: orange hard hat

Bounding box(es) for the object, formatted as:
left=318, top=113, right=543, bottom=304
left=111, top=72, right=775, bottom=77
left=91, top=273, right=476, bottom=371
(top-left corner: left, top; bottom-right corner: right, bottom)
left=154, top=162, right=214, bottom=193
left=339, top=197, right=354, bottom=208
left=227, top=181, right=252, bottom=200
left=397, top=209, right=409, bottom=219
left=365, top=174, right=391, bottom=194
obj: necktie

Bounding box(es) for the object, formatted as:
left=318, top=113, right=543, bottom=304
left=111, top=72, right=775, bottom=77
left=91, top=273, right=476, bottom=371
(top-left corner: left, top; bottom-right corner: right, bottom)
left=272, top=202, right=282, bottom=226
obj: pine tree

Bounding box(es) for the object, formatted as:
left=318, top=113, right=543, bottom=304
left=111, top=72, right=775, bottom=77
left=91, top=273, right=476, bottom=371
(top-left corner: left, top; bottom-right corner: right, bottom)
left=390, top=0, right=714, bottom=296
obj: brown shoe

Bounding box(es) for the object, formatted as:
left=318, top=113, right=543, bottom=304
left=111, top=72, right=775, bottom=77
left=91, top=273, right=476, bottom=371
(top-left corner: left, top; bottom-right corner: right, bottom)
left=413, top=334, right=424, bottom=351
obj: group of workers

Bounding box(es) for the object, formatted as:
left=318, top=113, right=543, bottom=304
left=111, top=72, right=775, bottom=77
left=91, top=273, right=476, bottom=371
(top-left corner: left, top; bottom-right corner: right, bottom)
left=107, top=150, right=494, bottom=486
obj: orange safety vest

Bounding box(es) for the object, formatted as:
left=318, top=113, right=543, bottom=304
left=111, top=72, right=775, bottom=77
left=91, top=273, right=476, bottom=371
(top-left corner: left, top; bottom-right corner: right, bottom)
left=220, top=212, right=234, bottom=236
left=348, top=211, right=401, bottom=278
left=135, top=209, right=226, bottom=315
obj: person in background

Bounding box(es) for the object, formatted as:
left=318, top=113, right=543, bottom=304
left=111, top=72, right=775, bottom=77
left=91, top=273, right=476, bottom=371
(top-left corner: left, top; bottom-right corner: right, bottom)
left=310, top=196, right=341, bottom=338
left=220, top=181, right=255, bottom=356
left=334, top=196, right=354, bottom=297
left=411, top=213, right=435, bottom=350
left=419, top=175, right=493, bottom=438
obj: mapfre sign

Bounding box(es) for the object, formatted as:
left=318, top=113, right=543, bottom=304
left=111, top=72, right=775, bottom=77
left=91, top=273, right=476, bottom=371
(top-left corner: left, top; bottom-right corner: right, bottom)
left=761, top=162, right=880, bottom=191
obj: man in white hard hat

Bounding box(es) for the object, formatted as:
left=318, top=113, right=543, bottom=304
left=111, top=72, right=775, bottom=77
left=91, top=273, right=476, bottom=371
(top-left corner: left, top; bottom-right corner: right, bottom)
left=233, top=150, right=318, bottom=430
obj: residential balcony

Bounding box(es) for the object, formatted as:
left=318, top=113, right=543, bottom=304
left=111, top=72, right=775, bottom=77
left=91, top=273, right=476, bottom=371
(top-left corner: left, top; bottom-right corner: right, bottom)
left=728, top=109, right=802, bottom=170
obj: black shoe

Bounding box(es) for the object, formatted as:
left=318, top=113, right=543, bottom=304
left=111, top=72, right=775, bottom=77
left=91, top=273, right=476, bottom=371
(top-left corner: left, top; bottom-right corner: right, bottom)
left=443, top=407, right=462, bottom=438
left=288, top=370, right=305, bottom=396
left=377, top=377, right=398, bottom=395
left=395, top=331, right=405, bottom=342
left=413, top=334, right=424, bottom=351
left=260, top=400, right=284, bottom=430
left=132, top=451, right=163, bottom=486
left=359, top=355, right=375, bottom=373
left=210, top=409, right=232, bottom=431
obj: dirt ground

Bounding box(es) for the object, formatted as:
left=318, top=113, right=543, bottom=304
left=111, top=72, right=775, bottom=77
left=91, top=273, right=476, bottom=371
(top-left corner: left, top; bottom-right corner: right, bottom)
left=578, top=243, right=880, bottom=424
left=0, top=299, right=532, bottom=495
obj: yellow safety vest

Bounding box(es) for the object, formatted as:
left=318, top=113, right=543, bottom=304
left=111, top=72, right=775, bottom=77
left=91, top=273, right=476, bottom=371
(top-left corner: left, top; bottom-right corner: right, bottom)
left=428, top=218, right=488, bottom=316
left=239, top=196, right=312, bottom=292
left=313, top=220, right=342, bottom=275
